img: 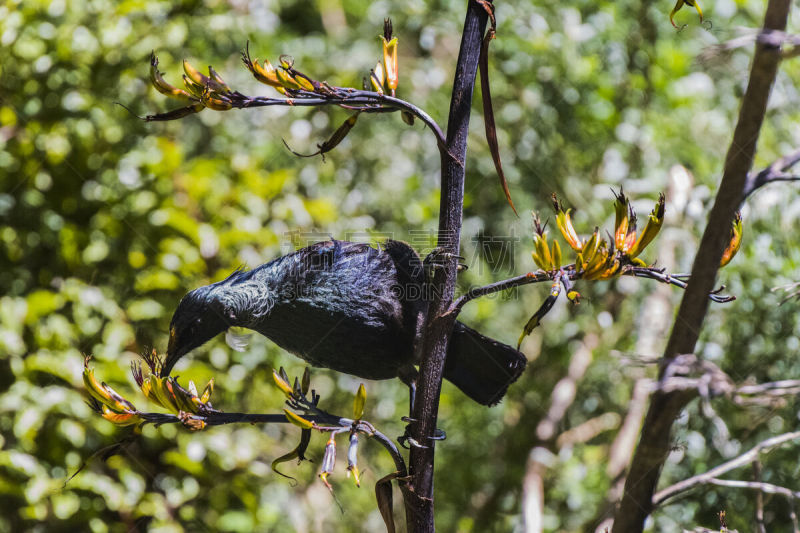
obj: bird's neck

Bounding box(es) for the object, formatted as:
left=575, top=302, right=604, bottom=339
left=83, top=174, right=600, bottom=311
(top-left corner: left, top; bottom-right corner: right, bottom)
left=211, top=271, right=277, bottom=328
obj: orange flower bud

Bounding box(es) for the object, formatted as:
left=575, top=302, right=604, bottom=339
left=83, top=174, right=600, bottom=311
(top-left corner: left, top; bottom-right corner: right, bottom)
left=720, top=212, right=743, bottom=267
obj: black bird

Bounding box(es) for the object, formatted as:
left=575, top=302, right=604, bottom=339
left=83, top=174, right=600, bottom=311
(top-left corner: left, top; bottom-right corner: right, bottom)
left=163, top=240, right=527, bottom=406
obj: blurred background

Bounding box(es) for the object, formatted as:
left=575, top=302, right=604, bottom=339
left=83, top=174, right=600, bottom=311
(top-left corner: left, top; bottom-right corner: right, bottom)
left=1, top=0, right=800, bottom=531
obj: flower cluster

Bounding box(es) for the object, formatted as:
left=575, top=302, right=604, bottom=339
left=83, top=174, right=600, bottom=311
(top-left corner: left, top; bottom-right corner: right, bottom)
left=551, top=190, right=666, bottom=279
left=529, top=190, right=667, bottom=282
left=85, top=354, right=389, bottom=495
left=518, top=191, right=741, bottom=347
left=147, top=18, right=402, bottom=119
left=142, top=18, right=422, bottom=162
left=148, top=53, right=235, bottom=120
left=131, top=351, right=214, bottom=420
left=370, top=19, right=400, bottom=98
left=83, top=355, right=141, bottom=427
left=84, top=351, right=215, bottom=431
left=273, top=367, right=369, bottom=491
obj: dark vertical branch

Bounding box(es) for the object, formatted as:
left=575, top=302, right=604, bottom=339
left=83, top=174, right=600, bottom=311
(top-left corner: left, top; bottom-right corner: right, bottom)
left=611, top=1, right=791, bottom=531
left=404, top=2, right=489, bottom=531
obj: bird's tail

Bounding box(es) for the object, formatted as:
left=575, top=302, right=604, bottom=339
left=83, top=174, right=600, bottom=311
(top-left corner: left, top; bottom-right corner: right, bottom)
left=444, top=322, right=527, bottom=406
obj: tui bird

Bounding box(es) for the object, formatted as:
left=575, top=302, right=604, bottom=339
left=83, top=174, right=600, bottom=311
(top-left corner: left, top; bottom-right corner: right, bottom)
left=163, top=240, right=527, bottom=406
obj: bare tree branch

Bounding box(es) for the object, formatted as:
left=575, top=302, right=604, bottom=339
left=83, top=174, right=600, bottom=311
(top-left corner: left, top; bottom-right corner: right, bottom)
left=653, top=430, right=800, bottom=506
left=521, top=336, right=597, bottom=533
left=555, top=413, right=621, bottom=449
left=773, top=281, right=800, bottom=304
left=735, top=379, right=800, bottom=405
left=698, top=28, right=800, bottom=65
left=522, top=447, right=554, bottom=533
left=448, top=271, right=551, bottom=315
left=623, top=353, right=800, bottom=406
left=536, top=335, right=597, bottom=441
left=705, top=479, right=800, bottom=531
left=222, top=90, right=450, bottom=157
left=742, top=146, right=800, bottom=199
left=612, top=1, right=792, bottom=530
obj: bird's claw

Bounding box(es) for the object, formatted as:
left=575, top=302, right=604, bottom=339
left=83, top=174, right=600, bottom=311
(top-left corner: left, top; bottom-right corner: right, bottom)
left=398, top=420, right=445, bottom=449
left=424, top=248, right=468, bottom=277
left=398, top=435, right=428, bottom=449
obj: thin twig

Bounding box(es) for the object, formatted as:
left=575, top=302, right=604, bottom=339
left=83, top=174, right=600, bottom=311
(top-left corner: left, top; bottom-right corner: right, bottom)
left=773, top=281, right=800, bottom=304
left=629, top=267, right=735, bottom=303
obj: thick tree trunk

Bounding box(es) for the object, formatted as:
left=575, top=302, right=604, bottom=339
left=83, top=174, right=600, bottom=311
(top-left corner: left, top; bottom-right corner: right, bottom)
left=611, top=1, right=791, bottom=530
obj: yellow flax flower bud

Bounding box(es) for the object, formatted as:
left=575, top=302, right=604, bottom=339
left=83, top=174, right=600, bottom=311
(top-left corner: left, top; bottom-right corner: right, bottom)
left=150, top=53, right=193, bottom=101
left=370, top=61, right=386, bottom=94
left=273, top=369, right=295, bottom=398
left=353, top=383, right=366, bottom=420
left=381, top=19, right=398, bottom=95
left=613, top=189, right=630, bottom=251
left=284, top=409, right=315, bottom=430
left=551, top=194, right=583, bottom=252
left=628, top=194, right=665, bottom=259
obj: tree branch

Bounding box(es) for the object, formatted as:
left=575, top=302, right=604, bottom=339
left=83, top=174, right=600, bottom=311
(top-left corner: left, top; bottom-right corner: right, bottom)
left=448, top=271, right=551, bottom=315
left=612, top=1, right=791, bottom=528
left=742, top=146, right=800, bottom=199
left=220, top=90, right=450, bottom=157
left=447, top=264, right=734, bottom=318
left=138, top=57, right=455, bottom=162
left=735, top=379, right=800, bottom=405
left=705, top=479, right=800, bottom=531
left=136, top=409, right=408, bottom=479
left=406, top=2, right=489, bottom=531
left=698, top=29, right=800, bottom=65
left=653, top=430, right=800, bottom=506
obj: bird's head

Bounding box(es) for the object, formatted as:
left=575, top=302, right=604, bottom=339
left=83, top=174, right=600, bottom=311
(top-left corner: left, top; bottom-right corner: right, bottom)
left=163, top=285, right=232, bottom=376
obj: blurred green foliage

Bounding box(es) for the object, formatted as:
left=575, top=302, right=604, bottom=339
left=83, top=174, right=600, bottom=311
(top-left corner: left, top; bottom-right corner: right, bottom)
left=1, top=0, right=800, bottom=531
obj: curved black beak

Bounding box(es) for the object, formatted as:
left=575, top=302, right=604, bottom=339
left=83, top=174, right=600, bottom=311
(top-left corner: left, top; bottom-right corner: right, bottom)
left=161, top=327, right=180, bottom=377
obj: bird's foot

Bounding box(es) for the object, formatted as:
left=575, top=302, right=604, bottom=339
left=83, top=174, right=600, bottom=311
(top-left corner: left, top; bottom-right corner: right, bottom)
left=398, top=420, right=446, bottom=449
left=424, top=247, right=468, bottom=278
left=398, top=434, right=428, bottom=449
